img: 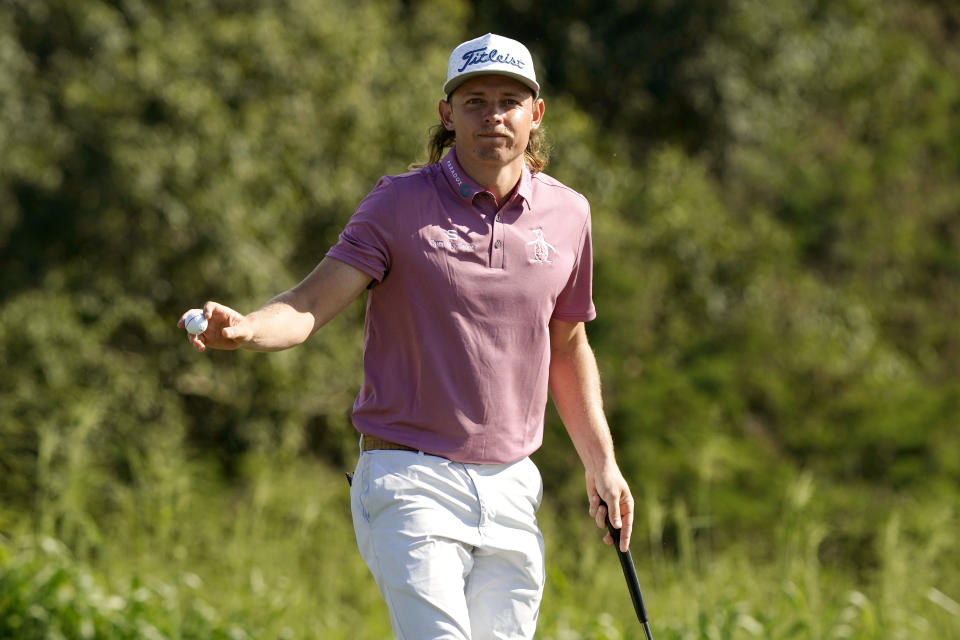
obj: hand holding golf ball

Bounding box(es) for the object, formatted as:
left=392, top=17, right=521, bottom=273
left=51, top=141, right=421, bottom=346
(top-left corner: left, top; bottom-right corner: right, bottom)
left=178, top=302, right=250, bottom=352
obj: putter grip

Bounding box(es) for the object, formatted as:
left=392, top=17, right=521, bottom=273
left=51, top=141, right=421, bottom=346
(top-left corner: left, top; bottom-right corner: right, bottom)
left=600, top=500, right=651, bottom=627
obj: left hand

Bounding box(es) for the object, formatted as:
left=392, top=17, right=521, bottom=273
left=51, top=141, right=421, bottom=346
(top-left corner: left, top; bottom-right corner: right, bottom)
left=586, top=466, right=634, bottom=553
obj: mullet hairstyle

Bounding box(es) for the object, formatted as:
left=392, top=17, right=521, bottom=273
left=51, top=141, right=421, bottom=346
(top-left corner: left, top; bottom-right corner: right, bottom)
left=409, top=96, right=550, bottom=172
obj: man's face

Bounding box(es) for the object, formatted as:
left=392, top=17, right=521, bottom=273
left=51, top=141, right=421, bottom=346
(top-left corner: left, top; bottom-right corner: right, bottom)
left=440, top=75, right=544, bottom=169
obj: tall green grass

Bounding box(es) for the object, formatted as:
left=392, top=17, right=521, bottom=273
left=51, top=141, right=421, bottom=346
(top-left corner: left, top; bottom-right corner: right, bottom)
left=2, top=454, right=958, bottom=639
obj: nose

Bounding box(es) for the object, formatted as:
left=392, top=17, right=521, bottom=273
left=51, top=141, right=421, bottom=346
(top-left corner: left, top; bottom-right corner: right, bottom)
left=482, top=104, right=505, bottom=125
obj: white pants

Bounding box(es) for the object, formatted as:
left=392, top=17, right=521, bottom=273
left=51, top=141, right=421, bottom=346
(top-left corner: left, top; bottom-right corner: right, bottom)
left=350, top=450, right=545, bottom=640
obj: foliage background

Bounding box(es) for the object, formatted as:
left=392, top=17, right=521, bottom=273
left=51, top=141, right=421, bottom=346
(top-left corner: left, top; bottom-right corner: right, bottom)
left=1, top=0, right=959, bottom=637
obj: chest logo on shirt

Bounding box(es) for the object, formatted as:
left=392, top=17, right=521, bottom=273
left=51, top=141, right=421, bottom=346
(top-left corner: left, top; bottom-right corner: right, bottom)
left=526, top=229, right=557, bottom=264
left=431, top=228, right=477, bottom=252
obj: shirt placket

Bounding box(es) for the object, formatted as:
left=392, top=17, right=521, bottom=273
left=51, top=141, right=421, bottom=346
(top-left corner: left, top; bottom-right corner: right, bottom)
left=492, top=194, right=526, bottom=270
left=472, top=193, right=505, bottom=269
left=491, top=210, right=505, bottom=269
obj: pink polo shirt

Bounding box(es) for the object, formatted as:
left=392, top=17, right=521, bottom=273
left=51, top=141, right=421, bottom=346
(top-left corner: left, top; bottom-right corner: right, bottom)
left=327, top=147, right=595, bottom=464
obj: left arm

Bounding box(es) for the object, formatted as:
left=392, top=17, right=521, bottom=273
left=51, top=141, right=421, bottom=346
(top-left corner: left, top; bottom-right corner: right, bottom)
left=548, top=318, right=634, bottom=552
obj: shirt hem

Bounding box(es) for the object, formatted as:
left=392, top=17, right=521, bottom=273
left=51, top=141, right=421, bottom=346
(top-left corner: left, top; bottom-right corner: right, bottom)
left=325, top=250, right=385, bottom=283
left=551, top=310, right=597, bottom=322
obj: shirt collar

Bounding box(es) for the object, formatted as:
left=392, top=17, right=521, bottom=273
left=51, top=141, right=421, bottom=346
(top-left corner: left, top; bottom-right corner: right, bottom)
left=441, top=147, right=483, bottom=201
left=516, top=162, right=533, bottom=209
left=440, top=146, right=533, bottom=210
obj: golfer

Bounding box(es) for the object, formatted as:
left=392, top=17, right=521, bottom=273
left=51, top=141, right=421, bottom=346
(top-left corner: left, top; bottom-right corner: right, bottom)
left=179, top=33, right=633, bottom=640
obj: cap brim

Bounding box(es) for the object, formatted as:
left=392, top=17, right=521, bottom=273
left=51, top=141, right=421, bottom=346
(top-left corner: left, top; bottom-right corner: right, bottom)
left=444, top=70, right=540, bottom=98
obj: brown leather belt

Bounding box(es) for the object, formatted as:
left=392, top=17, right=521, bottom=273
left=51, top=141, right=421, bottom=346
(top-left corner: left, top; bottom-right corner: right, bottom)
left=361, top=434, right=418, bottom=452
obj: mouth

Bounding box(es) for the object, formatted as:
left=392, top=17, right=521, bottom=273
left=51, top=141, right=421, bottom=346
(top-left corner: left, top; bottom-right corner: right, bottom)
left=478, top=131, right=512, bottom=141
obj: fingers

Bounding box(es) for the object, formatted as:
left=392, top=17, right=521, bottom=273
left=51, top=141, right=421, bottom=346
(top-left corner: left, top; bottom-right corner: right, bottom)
left=607, top=495, right=623, bottom=529
left=595, top=497, right=633, bottom=552
left=189, top=330, right=209, bottom=352
left=618, top=497, right=634, bottom=553
left=221, top=320, right=255, bottom=344
left=594, top=498, right=607, bottom=530
left=203, top=300, right=218, bottom=318
left=603, top=493, right=634, bottom=553
left=178, top=301, right=245, bottom=351
left=588, top=491, right=601, bottom=519
left=221, top=324, right=245, bottom=341
left=587, top=472, right=634, bottom=553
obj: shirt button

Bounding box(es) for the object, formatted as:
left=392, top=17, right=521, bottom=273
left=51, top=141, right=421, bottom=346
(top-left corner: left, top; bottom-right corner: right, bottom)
left=495, top=214, right=501, bottom=222
left=494, top=240, right=502, bottom=249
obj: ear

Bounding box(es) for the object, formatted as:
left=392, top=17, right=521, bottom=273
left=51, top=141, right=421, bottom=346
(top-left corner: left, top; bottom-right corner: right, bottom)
left=529, top=98, right=545, bottom=131
left=439, top=99, right=455, bottom=131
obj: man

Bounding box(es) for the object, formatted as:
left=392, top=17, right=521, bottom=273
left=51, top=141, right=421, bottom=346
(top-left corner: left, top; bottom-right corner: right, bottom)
left=179, top=33, right=633, bottom=640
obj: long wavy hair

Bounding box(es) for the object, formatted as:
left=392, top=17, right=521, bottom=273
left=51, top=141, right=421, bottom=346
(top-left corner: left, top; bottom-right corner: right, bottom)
left=409, top=106, right=550, bottom=173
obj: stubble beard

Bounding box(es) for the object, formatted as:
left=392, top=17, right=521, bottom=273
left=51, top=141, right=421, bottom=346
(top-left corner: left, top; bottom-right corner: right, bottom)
left=473, top=132, right=524, bottom=164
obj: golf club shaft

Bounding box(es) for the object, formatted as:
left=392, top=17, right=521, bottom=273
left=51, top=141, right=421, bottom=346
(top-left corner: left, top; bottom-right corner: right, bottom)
left=600, top=499, right=653, bottom=640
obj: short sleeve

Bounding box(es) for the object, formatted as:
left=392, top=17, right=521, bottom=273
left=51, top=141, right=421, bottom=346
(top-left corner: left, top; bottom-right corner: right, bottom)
left=552, top=206, right=596, bottom=322
left=326, top=177, right=395, bottom=283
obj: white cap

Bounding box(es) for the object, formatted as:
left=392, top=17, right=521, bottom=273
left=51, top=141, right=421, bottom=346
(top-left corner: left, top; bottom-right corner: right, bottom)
left=444, top=33, right=539, bottom=98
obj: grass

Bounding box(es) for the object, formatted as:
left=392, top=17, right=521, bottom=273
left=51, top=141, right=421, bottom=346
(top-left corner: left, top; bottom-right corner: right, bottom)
left=2, top=454, right=958, bottom=639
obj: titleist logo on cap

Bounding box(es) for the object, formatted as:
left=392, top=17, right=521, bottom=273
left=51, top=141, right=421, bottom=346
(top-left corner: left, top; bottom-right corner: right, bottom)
left=457, top=47, right=526, bottom=73
left=444, top=33, right=540, bottom=97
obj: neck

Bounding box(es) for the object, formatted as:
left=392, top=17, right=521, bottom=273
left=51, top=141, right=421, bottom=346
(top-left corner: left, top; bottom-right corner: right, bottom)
left=457, top=152, right=524, bottom=207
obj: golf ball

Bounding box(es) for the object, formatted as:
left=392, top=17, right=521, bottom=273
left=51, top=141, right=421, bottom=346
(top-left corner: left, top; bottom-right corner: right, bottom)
left=184, top=311, right=208, bottom=335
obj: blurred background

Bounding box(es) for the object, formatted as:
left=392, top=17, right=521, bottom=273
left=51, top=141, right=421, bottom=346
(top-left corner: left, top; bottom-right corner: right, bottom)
left=1, top=0, right=959, bottom=638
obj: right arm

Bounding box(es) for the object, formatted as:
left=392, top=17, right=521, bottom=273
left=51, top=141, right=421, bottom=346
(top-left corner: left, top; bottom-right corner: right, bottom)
left=178, top=256, right=372, bottom=352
